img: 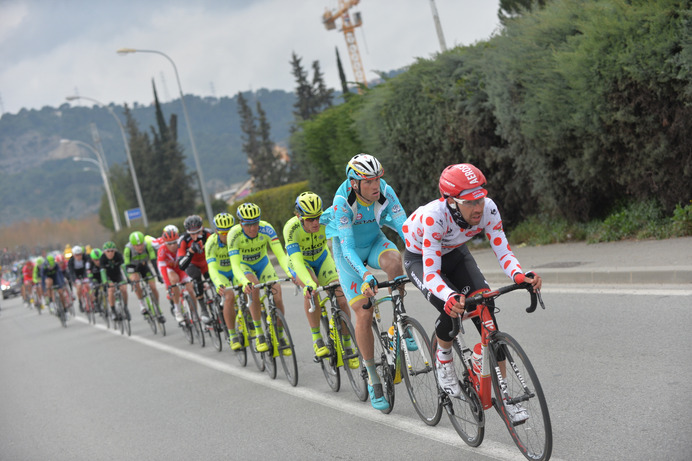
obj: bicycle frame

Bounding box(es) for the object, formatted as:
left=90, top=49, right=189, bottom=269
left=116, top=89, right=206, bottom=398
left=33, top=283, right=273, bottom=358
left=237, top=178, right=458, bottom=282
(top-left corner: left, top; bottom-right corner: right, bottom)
left=455, top=284, right=545, bottom=410
left=254, top=277, right=291, bottom=358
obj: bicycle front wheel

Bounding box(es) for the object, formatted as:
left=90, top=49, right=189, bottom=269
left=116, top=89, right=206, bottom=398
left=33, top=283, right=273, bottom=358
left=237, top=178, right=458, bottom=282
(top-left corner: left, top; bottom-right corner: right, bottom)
left=145, top=298, right=157, bottom=334
left=431, top=334, right=485, bottom=447
left=235, top=310, right=248, bottom=367
left=262, top=310, right=277, bottom=379
left=371, top=321, right=395, bottom=414
left=335, top=312, right=367, bottom=401
left=209, top=302, right=223, bottom=352
left=400, top=317, right=442, bottom=426
left=319, top=314, right=340, bottom=392
left=274, top=309, right=298, bottom=386
left=489, top=332, right=552, bottom=461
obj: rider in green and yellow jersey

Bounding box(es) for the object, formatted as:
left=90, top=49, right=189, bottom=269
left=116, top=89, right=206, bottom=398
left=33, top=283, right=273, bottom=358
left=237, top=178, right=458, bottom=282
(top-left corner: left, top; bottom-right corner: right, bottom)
left=205, top=212, right=240, bottom=350
left=283, top=192, right=358, bottom=368
left=228, top=203, right=291, bottom=354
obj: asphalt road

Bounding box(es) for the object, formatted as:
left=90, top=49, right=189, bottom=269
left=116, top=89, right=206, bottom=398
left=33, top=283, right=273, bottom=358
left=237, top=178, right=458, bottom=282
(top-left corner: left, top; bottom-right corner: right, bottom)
left=1, top=282, right=691, bottom=461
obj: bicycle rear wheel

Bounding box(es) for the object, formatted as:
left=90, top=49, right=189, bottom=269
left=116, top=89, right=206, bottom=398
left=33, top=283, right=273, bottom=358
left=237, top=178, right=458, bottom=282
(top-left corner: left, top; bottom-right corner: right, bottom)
left=55, top=295, right=67, bottom=328
left=319, top=314, right=340, bottom=392
left=334, top=312, right=367, bottom=401
left=145, top=298, right=157, bottom=334
left=181, top=296, right=194, bottom=344
left=274, top=309, right=298, bottom=386
left=371, top=321, right=395, bottom=414
left=489, top=332, right=552, bottom=461
left=431, top=334, right=485, bottom=447
left=400, top=317, right=442, bottom=426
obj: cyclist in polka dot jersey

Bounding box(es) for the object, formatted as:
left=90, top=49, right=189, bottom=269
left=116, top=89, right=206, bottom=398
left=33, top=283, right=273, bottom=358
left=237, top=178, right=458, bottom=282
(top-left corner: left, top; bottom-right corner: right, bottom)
left=402, top=163, right=541, bottom=399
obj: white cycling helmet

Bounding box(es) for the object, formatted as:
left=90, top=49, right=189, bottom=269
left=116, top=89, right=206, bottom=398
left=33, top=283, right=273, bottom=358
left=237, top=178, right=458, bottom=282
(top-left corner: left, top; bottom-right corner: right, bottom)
left=72, top=245, right=83, bottom=255
left=346, top=154, right=384, bottom=180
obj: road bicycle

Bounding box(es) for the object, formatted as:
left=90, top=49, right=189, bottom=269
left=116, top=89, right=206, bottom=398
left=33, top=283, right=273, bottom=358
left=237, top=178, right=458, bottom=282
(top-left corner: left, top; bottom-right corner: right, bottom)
left=169, top=283, right=204, bottom=347
left=200, top=280, right=224, bottom=352
left=136, top=277, right=166, bottom=337
left=366, top=276, right=441, bottom=425
left=76, top=278, right=96, bottom=325
left=430, top=278, right=552, bottom=461
left=232, top=284, right=263, bottom=370
left=307, top=280, right=368, bottom=401
left=110, top=282, right=131, bottom=336
left=51, top=286, right=68, bottom=328
left=254, top=278, right=298, bottom=386
left=93, top=283, right=110, bottom=328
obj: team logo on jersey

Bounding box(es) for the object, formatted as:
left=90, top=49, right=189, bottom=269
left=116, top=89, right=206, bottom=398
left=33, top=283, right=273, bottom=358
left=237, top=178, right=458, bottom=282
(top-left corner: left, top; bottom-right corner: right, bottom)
left=340, top=216, right=349, bottom=225
left=465, top=228, right=482, bottom=238
left=356, top=213, right=363, bottom=220
left=392, top=205, right=401, bottom=213
left=491, top=208, right=498, bottom=215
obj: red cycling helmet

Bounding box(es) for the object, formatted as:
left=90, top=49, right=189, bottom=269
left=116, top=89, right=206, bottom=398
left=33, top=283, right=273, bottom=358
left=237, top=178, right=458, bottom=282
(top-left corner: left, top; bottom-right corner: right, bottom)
left=439, top=163, right=488, bottom=200
left=162, top=229, right=179, bottom=243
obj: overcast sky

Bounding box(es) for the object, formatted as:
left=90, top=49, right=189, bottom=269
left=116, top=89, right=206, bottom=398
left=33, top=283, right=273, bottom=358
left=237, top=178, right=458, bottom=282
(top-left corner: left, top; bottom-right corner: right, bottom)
left=0, top=0, right=501, bottom=116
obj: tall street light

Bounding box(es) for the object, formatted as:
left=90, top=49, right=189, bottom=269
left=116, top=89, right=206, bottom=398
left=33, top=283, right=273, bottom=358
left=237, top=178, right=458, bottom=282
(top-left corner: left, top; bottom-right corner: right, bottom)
left=61, top=139, right=121, bottom=232
left=116, top=48, right=214, bottom=224
left=65, top=95, right=149, bottom=227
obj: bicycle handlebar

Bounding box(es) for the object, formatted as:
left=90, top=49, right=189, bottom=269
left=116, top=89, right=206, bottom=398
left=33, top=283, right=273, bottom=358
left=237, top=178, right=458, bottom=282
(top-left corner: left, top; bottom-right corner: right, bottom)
left=363, top=276, right=409, bottom=310
left=464, top=281, right=546, bottom=313
left=306, top=280, right=341, bottom=313
left=253, top=277, right=292, bottom=290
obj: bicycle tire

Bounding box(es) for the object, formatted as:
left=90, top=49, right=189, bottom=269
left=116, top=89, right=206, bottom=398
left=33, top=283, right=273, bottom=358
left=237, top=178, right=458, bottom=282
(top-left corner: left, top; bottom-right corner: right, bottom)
left=334, top=312, right=367, bottom=401
left=431, top=334, right=485, bottom=446
left=181, top=294, right=194, bottom=344
left=55, top=293, right=67, bottom=328
left=371, top=320, right=395, bottom=414
left=488, top=331, right=552, bottom=461
left=400, top=317, right=442, bottom=426
left=209, top=300, right=223, bottom=352
left=193, top=307, right=205, bottom=348
left=102, top=296, right=110, bottom=329
left=262, top=307, right=277, bottom=379
left=319, top=314, right=340, bottom=392
left=244, top=306, right=264, bottom=371
left=145, top=296, right=157, bottom=334
left=234, top=310, right=248, bottom=367
left=274, top=309, right=298, bottom=386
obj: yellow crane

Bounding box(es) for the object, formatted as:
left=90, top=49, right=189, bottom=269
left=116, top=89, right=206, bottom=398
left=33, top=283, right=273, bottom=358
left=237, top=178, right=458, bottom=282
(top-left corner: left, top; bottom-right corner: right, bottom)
left=322, top=0, right=367, bottom=90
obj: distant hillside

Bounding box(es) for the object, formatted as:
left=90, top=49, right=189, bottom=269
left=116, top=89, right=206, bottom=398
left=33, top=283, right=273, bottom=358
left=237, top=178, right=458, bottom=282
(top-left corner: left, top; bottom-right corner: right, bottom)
left=0, top=89, right=296, bottom=226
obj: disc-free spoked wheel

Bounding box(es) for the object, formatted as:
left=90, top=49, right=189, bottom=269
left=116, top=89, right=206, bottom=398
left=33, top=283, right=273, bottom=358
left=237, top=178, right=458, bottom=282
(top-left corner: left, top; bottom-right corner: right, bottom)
left=262, top=310, right=277, bottom=379
left=319, top=314, right=340, bottom=392
left=431, top=334, right=484, bottom=447
left=371, top=321, right=394, bottom=414
left=334, top=312, right=367, bottom=401
left=489, top=332, right=552, bottom=461
left=274, top=309, right=298, bottom=387
left=400, top=317, right=442, bottom=426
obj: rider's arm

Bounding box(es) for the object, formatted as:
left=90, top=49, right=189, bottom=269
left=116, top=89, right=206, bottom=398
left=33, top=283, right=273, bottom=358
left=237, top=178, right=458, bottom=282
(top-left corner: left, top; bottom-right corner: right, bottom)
left=333, top=195, right=369, bottom=281
left=265, top=224, right=290, bottom=277
left=228, top=228, right=251, bottom=287
left=380, top=181, right=408, bottom=242
left=283, top=219, right=317, bottom=290
left=484, top=199, right=523, bottom=282
left=204, top=236, right=226, bottom=291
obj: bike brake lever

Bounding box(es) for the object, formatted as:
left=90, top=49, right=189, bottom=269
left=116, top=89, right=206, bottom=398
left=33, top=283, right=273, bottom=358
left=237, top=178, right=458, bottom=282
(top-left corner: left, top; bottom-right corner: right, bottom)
left=526, top=289, right=538, bottom=313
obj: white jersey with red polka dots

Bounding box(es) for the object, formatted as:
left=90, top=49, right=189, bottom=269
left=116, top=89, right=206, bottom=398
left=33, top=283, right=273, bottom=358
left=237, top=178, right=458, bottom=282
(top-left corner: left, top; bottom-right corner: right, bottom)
left=403, top=197, right=522, bottom=303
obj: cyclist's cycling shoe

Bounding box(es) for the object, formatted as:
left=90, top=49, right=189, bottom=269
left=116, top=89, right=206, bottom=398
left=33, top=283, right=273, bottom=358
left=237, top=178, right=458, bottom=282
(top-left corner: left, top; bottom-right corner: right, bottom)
left=344, top=347, right=360, bottom=369
left=140, top=305, right=148, bottom=315
left=229, top=335, right=242, bottom=351
left=403, top=330, right=419, bottom=351
left=200, top=307, right=212, bottom=324
left=368, top=383, right=390, bottom=411
left=313, top=338, right=329, bottom=357
left=255, top=335, right=269, bottom=353
left=505, top=401, right=530, bottom=425
left=157, top=315, right=166, bottom=324
left=436, top=358, right=461, bottom=397
left=174, top=309, right=184, bottom=324
left=278, top=336, right=292, bottom=356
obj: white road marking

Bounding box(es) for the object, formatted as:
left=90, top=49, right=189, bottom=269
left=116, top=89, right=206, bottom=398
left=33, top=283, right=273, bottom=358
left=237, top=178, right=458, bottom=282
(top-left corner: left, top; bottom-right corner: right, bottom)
left=75, top=316, right=562, bottom=461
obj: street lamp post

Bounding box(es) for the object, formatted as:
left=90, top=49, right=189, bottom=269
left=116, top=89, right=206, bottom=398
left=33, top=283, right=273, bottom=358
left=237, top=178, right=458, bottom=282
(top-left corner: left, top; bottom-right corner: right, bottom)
left=65, top=95, right=148, bottom=227
left=116, top=48, right=214, bottom=224
left=62, top=139, right=121, bottom=232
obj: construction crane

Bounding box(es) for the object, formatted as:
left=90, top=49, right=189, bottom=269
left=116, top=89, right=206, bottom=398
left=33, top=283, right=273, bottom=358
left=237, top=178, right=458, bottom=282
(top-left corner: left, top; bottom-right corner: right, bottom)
left=322, top=0, right=367, bottom=90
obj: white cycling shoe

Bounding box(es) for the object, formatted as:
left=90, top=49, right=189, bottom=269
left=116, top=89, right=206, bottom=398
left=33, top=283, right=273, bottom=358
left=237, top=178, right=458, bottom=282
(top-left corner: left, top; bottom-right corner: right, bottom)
left=505, top=401, right=530, bottom=425
left=436, top=359, right=461, bottom=397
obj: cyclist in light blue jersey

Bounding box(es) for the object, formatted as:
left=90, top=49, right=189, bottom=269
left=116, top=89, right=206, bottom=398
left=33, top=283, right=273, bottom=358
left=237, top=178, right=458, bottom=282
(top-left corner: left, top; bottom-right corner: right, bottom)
left=321, top=153, right=407, bottom=411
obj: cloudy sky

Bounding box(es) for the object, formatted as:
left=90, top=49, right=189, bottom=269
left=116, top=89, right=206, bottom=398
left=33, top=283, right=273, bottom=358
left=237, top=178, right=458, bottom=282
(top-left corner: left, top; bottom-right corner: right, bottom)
left=0, top=0, right=501, bottom=116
